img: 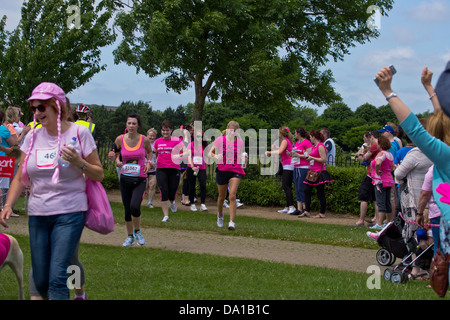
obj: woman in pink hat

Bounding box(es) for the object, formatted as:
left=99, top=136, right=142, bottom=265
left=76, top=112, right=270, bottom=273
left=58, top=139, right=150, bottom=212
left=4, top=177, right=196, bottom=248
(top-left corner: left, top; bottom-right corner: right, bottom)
left=0, top=82, right=103, bottom=300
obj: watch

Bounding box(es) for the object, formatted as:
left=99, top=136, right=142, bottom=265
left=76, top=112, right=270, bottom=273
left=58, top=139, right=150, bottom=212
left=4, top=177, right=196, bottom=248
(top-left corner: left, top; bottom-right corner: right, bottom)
left=80, top=160, right=87, bottom=171
left=386, top=92, right=398, bottom=101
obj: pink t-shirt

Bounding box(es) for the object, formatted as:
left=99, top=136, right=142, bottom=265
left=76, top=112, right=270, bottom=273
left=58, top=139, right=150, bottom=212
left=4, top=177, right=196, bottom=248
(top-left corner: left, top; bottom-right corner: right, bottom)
left=0, top=233, right=10, bottom=266
left=309, top=142, right=326, bottom=172
left=188, top=140, right=206, bottom=170
left=422, top=165, right=441, bottom=219
left=293, top=139, right=312, bottom=168
left=212, top=136, right=245, bottom=175
left=20, top=123, right=97, bottom=216
left=154, top=137, right=183, bottom=169
left=280, top=138, right=293, bottom=166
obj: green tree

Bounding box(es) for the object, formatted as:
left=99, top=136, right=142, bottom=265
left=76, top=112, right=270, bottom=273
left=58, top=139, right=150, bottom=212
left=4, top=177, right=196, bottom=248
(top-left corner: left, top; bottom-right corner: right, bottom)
left=0, top=0, right=116, bottom=122
left=354, top=103, right=379, bottom=123
left=112, top=0, right=393, bottom=122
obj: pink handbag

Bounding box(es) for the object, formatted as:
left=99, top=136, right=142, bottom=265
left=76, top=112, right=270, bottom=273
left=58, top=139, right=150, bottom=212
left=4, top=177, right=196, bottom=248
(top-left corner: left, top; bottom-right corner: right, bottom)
left=85, top=177, right=115, bottom=234
left=77, top=127, right=114, bottom=234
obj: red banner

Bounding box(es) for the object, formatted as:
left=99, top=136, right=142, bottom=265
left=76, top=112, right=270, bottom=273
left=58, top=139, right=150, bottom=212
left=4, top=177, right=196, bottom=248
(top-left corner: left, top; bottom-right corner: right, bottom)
left=0, top=156, right=15, bottom=178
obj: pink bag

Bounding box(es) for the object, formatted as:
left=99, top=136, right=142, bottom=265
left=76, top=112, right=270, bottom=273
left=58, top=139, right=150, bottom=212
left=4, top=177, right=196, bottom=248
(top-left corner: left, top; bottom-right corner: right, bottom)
left=85, top=177, right=115, bottom=234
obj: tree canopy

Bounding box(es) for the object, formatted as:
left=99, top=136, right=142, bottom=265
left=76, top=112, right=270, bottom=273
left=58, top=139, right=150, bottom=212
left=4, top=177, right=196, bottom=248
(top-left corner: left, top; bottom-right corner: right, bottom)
left=112, top=0, right=394, bottom=122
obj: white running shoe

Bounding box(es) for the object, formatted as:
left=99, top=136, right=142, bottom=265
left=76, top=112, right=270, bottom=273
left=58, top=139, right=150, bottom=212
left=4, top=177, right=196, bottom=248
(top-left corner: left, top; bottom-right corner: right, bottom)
left=190, top=204, right=197, bottom=211
left=223, top=200, right=230, bottom=208
left=277, top=207, right=289, bottom=214
left=236, top=199, right=244, bottom=208
left=287, top=206, right=297, bottom=215
left=122, top=236, right=134, bottom=247
left=170, top=201, right=177, bottom=213
left=200, top=204, right=208, bottom=212
left=162, top=216, right=169, bottom=222
left=134, top=230, right=146, bottom=246
left=228, top=221, right=235, bottom=231
left=217, top=214, right=224, bottom=228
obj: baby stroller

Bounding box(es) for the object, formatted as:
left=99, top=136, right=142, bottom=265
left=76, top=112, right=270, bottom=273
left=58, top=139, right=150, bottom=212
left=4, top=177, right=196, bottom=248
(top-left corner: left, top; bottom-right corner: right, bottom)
left=382, top=228, right=434, bottom=284
left=374, top=213, right=407, bottom=267
left=370, top=214, right=434, bottom=283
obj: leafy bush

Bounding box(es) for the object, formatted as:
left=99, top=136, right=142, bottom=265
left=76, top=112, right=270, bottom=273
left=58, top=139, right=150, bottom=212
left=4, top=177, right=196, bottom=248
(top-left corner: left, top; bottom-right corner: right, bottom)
left=205, top=166, right=372, bottom=215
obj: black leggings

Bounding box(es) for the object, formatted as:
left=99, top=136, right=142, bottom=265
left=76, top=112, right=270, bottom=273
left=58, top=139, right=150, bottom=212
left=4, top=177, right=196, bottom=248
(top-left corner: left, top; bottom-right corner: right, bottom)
left=304, top=183, right=326, bottom=214
left=281, top=169, right=294, bottom=207
left=156, top=168, right=180, bottom=202
left=187, top=167, right=206, bottom=204
left=120, top=175, right=147, bottom=222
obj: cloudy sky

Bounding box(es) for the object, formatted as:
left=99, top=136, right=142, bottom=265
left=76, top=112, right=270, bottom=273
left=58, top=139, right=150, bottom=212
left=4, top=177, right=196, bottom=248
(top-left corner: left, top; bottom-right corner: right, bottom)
left=2, top=0, right=450, bottom=114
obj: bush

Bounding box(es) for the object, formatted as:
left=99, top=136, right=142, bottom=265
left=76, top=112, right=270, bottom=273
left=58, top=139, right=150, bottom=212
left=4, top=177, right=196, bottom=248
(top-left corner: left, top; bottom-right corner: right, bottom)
left=206, top=166, right=371, bottom=215
left=102, top=167, right=120, bottom=190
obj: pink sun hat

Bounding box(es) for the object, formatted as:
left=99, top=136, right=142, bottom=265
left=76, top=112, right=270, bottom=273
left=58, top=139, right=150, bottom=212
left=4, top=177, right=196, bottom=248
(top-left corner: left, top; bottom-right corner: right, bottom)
left=27, top=82, right=67, bottom=103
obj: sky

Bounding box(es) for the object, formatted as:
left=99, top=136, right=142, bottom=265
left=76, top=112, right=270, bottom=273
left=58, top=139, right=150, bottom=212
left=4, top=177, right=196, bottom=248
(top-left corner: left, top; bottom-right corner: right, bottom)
left=2, top=0, right=450, bottom=115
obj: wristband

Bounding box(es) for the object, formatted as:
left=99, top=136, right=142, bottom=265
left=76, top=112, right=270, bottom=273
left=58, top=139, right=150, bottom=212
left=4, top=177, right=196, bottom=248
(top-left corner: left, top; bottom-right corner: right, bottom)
left=429, top=93, right=436, bottom=100
left=386, top=92, right=398, bottom=101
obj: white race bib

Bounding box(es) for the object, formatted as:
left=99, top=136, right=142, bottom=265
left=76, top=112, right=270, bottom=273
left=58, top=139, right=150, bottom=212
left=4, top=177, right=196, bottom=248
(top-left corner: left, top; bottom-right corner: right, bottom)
left=121, top=163, right=140, bottom=177
left=193, top=156, right=203, bottom=165
left=36, top=147, right=58, bottom=169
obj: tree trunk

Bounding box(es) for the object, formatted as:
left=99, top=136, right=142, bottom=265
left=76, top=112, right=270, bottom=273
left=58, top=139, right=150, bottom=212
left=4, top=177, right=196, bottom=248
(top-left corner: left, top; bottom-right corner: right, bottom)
left=191, top=73, right=214, bottom=123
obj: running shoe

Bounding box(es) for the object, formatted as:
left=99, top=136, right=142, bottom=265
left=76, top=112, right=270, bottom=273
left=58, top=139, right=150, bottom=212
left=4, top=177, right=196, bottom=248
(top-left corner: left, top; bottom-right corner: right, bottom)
left=217, top=214, right=224, bottom=228
left=287, top=206, right=297, bottom=215
left=366, top=231, right=380, bottom=241
left=74, top=293, right=87, bottom=300
left=190, top=204, right=198, bottom=211
left=236, top=199, right=244, bottom=208
left=170, top=201, right=177, bottom=213
left=277, top=207, right=289, bottom=214
left=200, top=204, right=208, bottom=212
left=228, top=221, right=235, bottom=231
left=223, top=200, right=230, bottom=208
left=122, top=236, right=134, bottom=247
left=369, top=223, right=383, bottom=230
left=134, top=230, right=146, bottom=245
left=147, top=200, right=154, bottom=208
left=162, top=216, right=169, bottom=222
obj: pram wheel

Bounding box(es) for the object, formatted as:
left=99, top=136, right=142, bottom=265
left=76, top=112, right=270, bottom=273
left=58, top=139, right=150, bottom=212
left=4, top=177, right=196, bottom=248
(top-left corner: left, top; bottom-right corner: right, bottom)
left=377, top=248, right=395, bottom=266
left=390, top=271, right=407, bottom=284
left=383, top=268, right=392, bottom=281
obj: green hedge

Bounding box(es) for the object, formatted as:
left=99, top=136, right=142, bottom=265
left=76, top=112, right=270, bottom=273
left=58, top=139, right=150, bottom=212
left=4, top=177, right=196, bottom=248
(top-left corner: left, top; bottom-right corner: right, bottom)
left=206, top=166, right=373, bottom=215
left=104, top=165, right=372, bottom=215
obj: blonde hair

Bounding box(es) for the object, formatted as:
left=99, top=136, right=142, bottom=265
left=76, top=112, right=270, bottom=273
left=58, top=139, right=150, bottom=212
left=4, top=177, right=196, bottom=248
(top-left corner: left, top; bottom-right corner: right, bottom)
left=227, top=120, right=240, bottom=129
left=147, top=128, right=157, bottom=136
left=426, top=109, right=450, bottom=145
left=5, top=106, right=20, bottom=123
left=279, top=126, right=293, bottom=142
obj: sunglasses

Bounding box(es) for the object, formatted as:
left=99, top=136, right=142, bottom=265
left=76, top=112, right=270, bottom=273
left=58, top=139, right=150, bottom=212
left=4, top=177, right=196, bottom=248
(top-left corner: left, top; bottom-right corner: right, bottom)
left=30, top=104, right=48, bottom=113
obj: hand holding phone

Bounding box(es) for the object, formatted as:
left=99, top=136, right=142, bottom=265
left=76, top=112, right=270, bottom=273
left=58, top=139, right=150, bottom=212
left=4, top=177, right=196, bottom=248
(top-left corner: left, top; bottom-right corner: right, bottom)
left=374, top=65, right=396, bottom=86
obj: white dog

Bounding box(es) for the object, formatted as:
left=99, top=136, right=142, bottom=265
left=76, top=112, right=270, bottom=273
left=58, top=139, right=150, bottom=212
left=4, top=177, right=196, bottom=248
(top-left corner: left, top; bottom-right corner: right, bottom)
left=0, top=232, right=24, bottom=300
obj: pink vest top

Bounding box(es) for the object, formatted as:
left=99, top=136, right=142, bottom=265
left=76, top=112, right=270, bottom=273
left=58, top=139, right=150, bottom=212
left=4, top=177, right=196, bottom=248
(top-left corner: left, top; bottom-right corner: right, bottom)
left=309, top=143, right=326, bottom=172
left=371, top=150, right=394, bottom=187
left=120, top=134, right=147, bottom=178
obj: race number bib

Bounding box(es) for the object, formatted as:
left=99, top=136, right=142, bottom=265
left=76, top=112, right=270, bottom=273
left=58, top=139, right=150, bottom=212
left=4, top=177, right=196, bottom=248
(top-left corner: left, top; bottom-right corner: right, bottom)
left=36, top=147, right=58, bottom=169
left=291, top=157, right=300, bottom=165
left=193, top=156, right=203, bottom=165
left=121, top=163, right=140, bottom=177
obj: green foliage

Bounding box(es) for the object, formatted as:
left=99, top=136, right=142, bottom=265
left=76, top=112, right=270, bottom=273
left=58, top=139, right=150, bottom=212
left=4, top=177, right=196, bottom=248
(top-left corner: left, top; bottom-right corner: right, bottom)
left=112, top=0, right=393, bottom=122
left=214, top=166, right=370, bottom=215
left=0, top=0, right=116, bottom=122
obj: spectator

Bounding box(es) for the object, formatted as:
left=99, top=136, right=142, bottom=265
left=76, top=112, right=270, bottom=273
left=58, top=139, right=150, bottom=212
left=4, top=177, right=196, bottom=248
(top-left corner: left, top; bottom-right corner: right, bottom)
left=290, top=127, right=312, bottom=215
left=375, top=64, right=450, bottom=257
left=370, top=135, right=395, bottom=229
left=353, top=131, right=380, bottom=227
left=320, top=127, right=335, bottom=166
left=266, top=126, right=296, bottom=215
left=300, top=130, right=333, bottom=218
left=417, top=165, right=442, bottom=256
left=386, top=122, right=404, bottom=149
left=378, top=125, right=400, bottom=158
left=394, top=144, right=433, bottom=240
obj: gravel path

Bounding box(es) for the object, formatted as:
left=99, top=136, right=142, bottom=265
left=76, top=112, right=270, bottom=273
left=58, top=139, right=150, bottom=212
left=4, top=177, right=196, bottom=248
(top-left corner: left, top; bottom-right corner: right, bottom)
left=2, top=190, right=379, bottom=274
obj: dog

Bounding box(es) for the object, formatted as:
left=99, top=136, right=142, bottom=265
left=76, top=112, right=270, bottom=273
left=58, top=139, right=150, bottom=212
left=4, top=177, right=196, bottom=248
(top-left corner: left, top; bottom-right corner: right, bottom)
left=0, top=232, right=24, bottom=300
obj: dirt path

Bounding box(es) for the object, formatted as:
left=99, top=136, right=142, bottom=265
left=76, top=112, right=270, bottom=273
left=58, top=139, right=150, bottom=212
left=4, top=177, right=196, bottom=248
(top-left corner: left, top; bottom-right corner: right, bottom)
left=2, top=190, right=379, bottom=274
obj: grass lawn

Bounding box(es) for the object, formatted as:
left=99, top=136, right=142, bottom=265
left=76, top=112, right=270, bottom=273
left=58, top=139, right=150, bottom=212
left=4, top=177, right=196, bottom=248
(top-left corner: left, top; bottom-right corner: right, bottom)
left=0, top=197, right=447, bottom=301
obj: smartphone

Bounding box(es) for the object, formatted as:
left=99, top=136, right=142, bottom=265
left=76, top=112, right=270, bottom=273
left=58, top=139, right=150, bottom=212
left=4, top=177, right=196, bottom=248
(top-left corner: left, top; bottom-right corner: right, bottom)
left=374, top=65, right=397, bottom=86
